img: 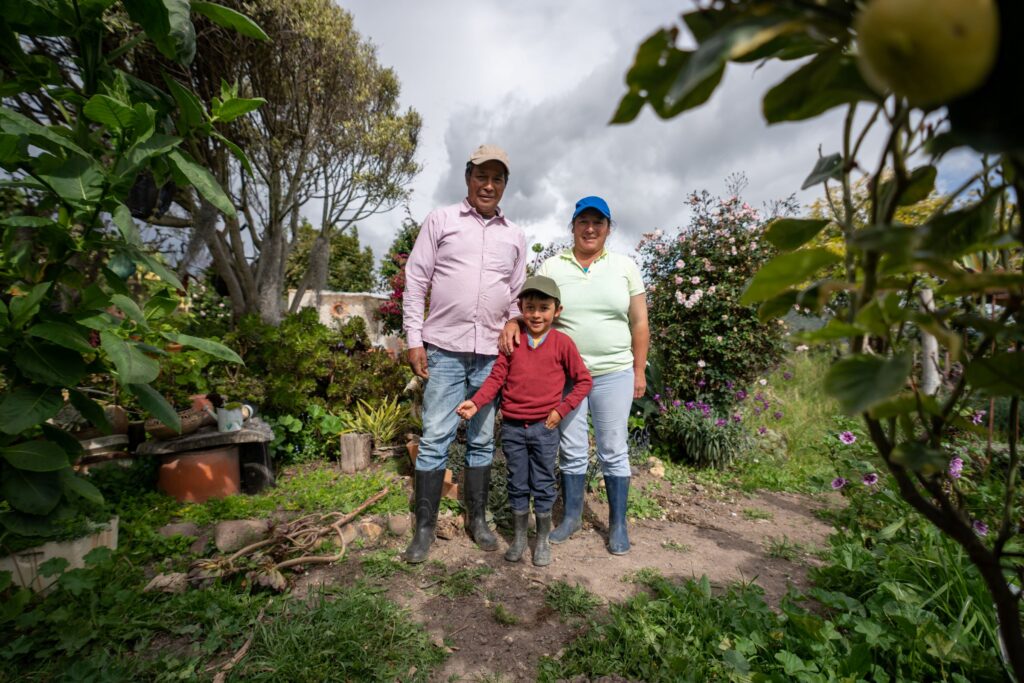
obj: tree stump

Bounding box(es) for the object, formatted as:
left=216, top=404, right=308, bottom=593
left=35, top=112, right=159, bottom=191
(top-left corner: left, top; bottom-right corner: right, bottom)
left=339, top=433, right=372, bottom=473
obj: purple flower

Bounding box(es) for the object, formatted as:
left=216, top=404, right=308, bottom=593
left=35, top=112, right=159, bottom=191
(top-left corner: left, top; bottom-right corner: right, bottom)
left=948, top=457, right=964, bottom=479
left=672, top=400, right=681, bottom=408
left=758, top=426, right=767, bottom=435
left=862, top=473, right=879, bottom=486
left=754, top=392, right=765, bottom=402
left=753, top=406, right=762, bottom=416
left=831, top=477, right=847, bottom=490
left=715, top=418, right=727, bottom=427
left=654, top=394, right=661, bottom=401
left=736, top=390, right=747, bottom=401
left=697, top=379, right=706, bottom=388
left=783, top=371, right=793, bottom=381
left=971, top=410, right=986, bottom=425
left=732, top=413, right=742, bottom=423
left=726, top=381, right=734, bottom=390
left=773, top=411, right=784, bottom=421
left=973, top=520, right=989, bottom=536
left=684, top=401, right=695, bottom=411
left=838, top=431, right=857, bottom=445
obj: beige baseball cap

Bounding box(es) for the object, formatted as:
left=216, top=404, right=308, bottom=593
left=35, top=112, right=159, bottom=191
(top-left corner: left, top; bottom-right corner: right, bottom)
left=468, top=144, right=510, bottom=173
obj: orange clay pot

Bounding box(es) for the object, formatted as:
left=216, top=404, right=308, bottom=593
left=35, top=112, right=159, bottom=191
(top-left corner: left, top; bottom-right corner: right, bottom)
left=158, top=446, right=240, bottom=503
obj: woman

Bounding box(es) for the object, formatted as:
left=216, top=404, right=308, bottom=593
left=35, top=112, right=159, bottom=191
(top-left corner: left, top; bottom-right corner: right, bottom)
left=500, top=196, right=649, bottom=554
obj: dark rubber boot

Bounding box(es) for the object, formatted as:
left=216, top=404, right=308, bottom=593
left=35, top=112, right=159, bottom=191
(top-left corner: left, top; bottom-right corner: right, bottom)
left=504, top=510, right=529, bottom=562
left=404, top=469, right=445, bottom=564
left=533, top=512, right=552, bottom=567
left=604, top=475, right=631, bottom=555
left=464, top=466, right=499, bottom=551
left=549, top=473, right=585, bottom=544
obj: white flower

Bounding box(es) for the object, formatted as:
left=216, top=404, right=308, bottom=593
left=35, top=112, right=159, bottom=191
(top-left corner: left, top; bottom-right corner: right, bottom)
left=758, top=378, right=768, bottom=385
left=674, top=275, right=683, bottom=284
left=707, top=286, right=716, bottom=295
left=795, top=344, right=809, bottom=352
left=675, top=260, right=685, bottom=268
left=675, top=290, right=684, bottom=304
left=697, top=360, right=706, bottom=368
left=690, top=276, right=700, bottom=285
left=716, top=336, right=723, bottom=342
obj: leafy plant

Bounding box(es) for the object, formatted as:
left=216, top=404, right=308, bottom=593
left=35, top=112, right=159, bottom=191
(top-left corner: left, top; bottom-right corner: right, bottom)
left=654, top=400, right=747, bottom=468
left=544, top=581, right=602, bottom=620
left=0, top=0, right=256, bottom=539
left=350, top=396, right=409, bottom=448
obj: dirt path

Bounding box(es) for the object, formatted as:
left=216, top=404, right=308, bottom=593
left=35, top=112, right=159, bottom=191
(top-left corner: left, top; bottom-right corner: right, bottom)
left=295, top=471, right=840, bottom=682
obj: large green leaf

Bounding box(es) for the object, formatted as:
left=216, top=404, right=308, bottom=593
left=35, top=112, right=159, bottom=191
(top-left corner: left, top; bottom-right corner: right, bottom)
left=801, top=153, right=842, bottom=189
left=0, top=107, right=89, bottom=157
left=68, top=390, right=112, bottom=434
left=966, top=353, right=1024, bottom=396
left=824, top=353, right=912, bottom=415
left=740, top=248, right=840, bottom=304
left=163, top=74, right=206, bottom=130
left=0, top=467, right=62, bottom=515
left=110, top=293, right=149, bottom=329
left=0, top=385, right=63, bottom=435
left=162, top=331, right=242, bottom=363
left=123, top=0, right=195, bottom=64
left=167, top=149, right=235, bottom=216
left=793, top=319, right=866, bottom=344
left=123, top=133, right=181, bottom=174
left=764, top=217, right=830, bottom=251
left=9, top=281, right=51, bottom=329
left=37, top=154, right=106, bottom=205
left=14, top=340, right=88, bottom=387
left=136, top=251, right=184, bottom=290
left=879, top=165, right=937, bottom=209
left=128, top=383, right=180, bottom=432
left=100, top=332, right=160, bottom=384
left=112, top=203, right=142, bottom=247
left=28, top=321, right=95, bottom=354
left=915, top=195, right=997, bottom=261
left=60, top=469, right=104, bottom=505
left=1, top=440, right=69, bottom=472
left=83, top=94, right=135, bottom=131
left=763, top=50, right=879, bottom=124
left=191, top=1, right=269, bottom=40
left=213, top=96, right=265, bottom=123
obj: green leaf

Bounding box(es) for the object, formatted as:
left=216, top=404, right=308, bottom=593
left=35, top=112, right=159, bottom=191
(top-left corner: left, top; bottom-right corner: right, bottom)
left=868, top=393, right=942, bottom=420
left=109, top=250, right=137, bottom=279
left=191, top=1, right=269, bottom=40
left=722, top=649, right=751, bottom=675
left=144, top=292, right=179, bottom=320
left=854, top=293, right=904, bottom=338
left=100, top=331, right=160, bottom=384
left=824, top=352, right=912, bottom=415
left=0, top=107, right=90, bottom=158
left=28, top=321, right=95, bottom=354
left=966, top=353, right=1024, bottom=396
left=793, top=319, right=866, bottom=344
left=0, top=215, right=54, bottom=227
left=774, top=650, right=809, bottom=674
left=890, top=441, right=946, bottom=476
left=880, top=165, right=937, bottom=208
left=60, top=469, right=104, bottom=505
left=801, top=153, right=842, bottom=190
left=123, top=0, right=195, bottom=64
left=112, top=203, right=142, bottom=247
left=0, top=385, right=62, bottom=435
left=14, top=340, right=88, bottom=387
left=937, top=272, right=1024, bottom=297
left=213, top=96, right=265, bottom=123
left=763, top=49, right=879, bottom=124
left=915, top=195, right=997, bottom=260
left=41, top=424, right=83, bottom=460
left=37, top=154, right=106, bottom=205
left=765, top=217, right=830, bottom=251
left=162, top=332, right=242, bottom=363
left=756, top=291, right=798, bottom=322
left=109, top=293, right=149, bottom=329
left=0, top=467, right=62, bottom=515
left=211, top=130, right=253, bottom=176
left=9, top=281, right=51, bottom=328
left=162, top=74, right=206, bottom=130
left=128, top=383, right=180, bottom=433
left=1, top=440, right=69, bottom=472
left=167, top=148, right=235, bottom=216
left=123, top=133, right=182, bottom=172
left=137, top=252, right=184, bottom=290
left=740, top=248, right=840, bottom=304
left=82, top=94, right=135, bottom=131
left=68, top=390, right=112, bottom=434
left=0, top=587, right=31, bottom=624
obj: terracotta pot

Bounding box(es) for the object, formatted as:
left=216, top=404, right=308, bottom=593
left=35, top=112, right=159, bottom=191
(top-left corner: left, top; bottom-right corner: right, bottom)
left=189, top=394, right=213, bottom=412
left=158, top=446, right=240, bottom=503
left=164, top=342, right=184, bottom=353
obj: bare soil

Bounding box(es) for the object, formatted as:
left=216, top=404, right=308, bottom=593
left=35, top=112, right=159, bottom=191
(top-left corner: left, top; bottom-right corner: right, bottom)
left=293, top=467, right=840, bottom=682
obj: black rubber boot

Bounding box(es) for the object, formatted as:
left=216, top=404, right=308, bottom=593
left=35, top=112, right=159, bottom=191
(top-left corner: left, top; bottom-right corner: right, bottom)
left=504, top=510, right=529, bottom=562
left=533, top=512, right=552, bottom=566
left=605, top=475, right=631, bottom=555
left=463, top=465, right=499, bottom=551
left=549, top=473, right=585, bottom=544
left=404, top=469, right=445, bottom=564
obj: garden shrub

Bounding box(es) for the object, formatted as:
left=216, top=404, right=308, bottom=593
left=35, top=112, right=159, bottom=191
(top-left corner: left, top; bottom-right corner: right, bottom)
left=653, top=399, right=747, bottom=468
left=636, top=183, right=788, bottom=406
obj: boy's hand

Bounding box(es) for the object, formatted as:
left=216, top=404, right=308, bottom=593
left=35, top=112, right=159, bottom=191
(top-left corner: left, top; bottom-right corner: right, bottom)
left=456, top=401, right=478, bottom=420
left=544, top=409, right=562, bottom=430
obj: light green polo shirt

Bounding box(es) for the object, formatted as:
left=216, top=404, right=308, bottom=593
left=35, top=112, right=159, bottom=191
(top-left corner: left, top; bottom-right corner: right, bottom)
left=537, top=249, right=645, bottom=376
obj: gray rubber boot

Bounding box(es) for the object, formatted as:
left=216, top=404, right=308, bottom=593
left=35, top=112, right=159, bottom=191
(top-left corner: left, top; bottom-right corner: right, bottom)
left=464, top=466, right=499, bottom=551
left=404, top=469, right=445, bottom=564
left=605, top=475, right=631, bottom=555
left=549, top=473, right=585, bottom=545
left=504, top=510, right=529, bottom=562
left=533, top=512, right=552, bottom=566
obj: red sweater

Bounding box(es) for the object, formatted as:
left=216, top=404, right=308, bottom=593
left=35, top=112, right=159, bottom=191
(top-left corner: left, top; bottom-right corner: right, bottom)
left=470, top=329, right=593, bottom=421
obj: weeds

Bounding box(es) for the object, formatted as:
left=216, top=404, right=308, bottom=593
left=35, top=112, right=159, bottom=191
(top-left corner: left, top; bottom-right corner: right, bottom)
left=493, top=603, right=519, bottom=626
left=742, top=508, right=773, bottom=520
left=431, top=566, right=493, bottom=598
left=544, top=581, right=602, bottom=620
left=361, top=549, right=412, bottom=579
left=661, top=540, right=691, bottom=553
left=764, top=535, right=802, bottom=560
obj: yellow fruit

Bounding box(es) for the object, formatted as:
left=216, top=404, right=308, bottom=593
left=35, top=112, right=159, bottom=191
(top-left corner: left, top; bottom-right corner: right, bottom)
left=855, top=0, right=999, bottom=107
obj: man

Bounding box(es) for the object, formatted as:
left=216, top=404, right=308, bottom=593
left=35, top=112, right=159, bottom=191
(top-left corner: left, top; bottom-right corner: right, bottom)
left=402, top=144, right=526, bottom=563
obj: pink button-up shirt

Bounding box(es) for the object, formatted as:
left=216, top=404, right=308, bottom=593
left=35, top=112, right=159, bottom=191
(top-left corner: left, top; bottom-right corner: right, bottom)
left=404, top=200, right=526, bottom=354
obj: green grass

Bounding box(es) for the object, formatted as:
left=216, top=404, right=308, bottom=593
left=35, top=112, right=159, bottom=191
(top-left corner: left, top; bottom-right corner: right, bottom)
left=544, top=580, right=602, bottom=620
left=661, top=540, right=691, bottom=553
left=742, top=508, right=773, bottom=520
left=361, top=549, right=413, bottom=579
left=764, top=535, right=802, bottom=561
left=493, top=603, right=519, bottom=626
left=430, top=566, right=494, bottom=598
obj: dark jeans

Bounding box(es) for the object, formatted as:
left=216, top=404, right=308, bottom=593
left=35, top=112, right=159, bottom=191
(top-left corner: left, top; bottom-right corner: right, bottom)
left=501, top=418, right=560, bottom=513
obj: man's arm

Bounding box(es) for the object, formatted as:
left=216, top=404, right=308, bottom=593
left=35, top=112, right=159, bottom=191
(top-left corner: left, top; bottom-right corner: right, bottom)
left=403, top=212, right=441, bottom=378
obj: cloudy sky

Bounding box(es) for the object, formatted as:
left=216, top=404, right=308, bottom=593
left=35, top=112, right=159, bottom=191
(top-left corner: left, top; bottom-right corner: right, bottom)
left=340, top=1, right=974, bottom=261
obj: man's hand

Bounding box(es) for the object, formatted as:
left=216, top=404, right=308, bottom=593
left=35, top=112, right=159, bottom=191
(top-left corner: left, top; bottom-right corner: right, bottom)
left=456, top=400, right=478, bottom=420
left=498, top=319, right=522, bottom=355
left=633, top=372, right=646, bottom=400
left=407, top=347, right=429, bottom=379
left=544, top=409, right=562, bottom=430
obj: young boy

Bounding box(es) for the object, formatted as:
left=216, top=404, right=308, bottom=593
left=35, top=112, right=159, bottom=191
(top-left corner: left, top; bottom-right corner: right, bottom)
left=456, top=276, right=592, bottom=566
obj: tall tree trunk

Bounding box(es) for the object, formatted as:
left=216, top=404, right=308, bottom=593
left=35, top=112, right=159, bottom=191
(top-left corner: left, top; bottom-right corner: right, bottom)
left=919, top=288, right=940, bottom=395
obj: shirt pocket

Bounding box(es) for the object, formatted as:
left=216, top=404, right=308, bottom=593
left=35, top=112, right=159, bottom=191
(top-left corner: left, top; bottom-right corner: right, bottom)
left=483, top=235, right=517, bottom=274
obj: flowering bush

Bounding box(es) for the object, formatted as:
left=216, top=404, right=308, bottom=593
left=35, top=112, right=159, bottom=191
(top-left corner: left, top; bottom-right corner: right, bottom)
left=653, top=398, right=747, bottom=468
left=637, top=184, right=787, bottom=405
left=378, top=216, right=421, bottom=336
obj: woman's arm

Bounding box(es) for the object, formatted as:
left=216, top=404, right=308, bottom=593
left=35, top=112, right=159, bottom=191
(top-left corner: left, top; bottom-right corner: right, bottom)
left=628, top=293, right=650, bottom=399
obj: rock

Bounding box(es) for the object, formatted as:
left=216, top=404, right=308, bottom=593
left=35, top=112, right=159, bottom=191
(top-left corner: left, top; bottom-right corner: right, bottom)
left=435, top=513, right=460, bottom=540
left=214, top=519, right=270, bottom=553
left=356, top=520, right=384, bottom=544
left=143, top=572, right=188, bottom=594
left=340, top=523, right=358, bottom=545
left=649, top=464, right=666, bottom=479
left=189, top=534, right=210, bottom=554
left=158, top=522, right=200, bottom=538
left=387, top=513, right=412, bottom=536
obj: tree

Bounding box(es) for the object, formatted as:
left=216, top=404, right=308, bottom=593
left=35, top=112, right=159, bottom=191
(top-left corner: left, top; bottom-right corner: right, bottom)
left=617, top=1, right=1024, bottom=675
left=129, top=0, right=420, bottom=323
left=285, top=221, right=375, bottom=293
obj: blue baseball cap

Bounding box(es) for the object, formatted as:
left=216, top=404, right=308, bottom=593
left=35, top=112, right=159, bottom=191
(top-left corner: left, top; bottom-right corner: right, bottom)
left=571, top=196, right=611, bottom=221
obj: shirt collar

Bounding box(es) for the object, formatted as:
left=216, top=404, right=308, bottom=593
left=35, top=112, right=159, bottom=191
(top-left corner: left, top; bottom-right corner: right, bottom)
left=460, top=199, right=507, bottom=225
left=527, top=330, right=550, bottom=349
left=559, top=248, right=608, bottom=268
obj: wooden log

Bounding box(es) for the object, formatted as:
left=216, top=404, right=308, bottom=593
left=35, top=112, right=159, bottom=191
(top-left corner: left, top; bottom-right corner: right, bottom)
left=339, top=433, right=372, bottom=473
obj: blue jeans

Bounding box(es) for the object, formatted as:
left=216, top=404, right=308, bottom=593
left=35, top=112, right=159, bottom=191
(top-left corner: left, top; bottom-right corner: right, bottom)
left=415, top=344, right=497, bottom=472
left=501, top=418, right=560, bottom=513
left=558, top=368, right=634, bottom=477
